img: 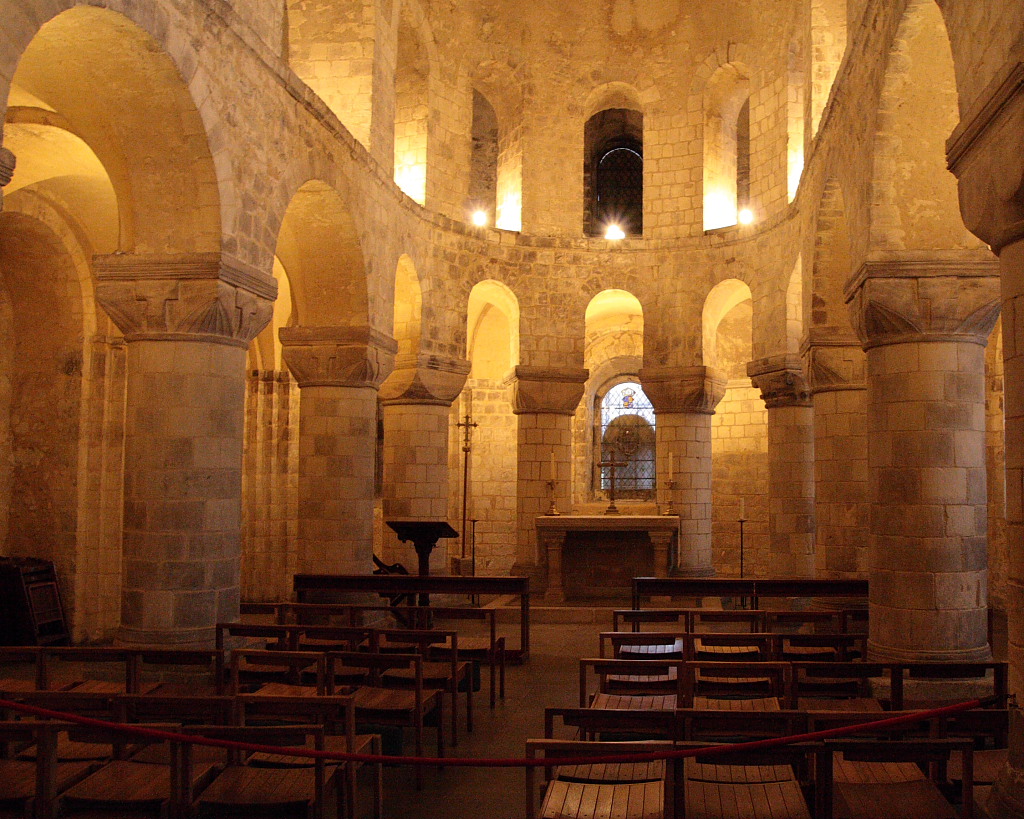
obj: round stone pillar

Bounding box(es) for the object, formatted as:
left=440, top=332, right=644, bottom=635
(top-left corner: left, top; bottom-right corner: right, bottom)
left=748, top=355, right=816, bottom=577
left=847, top=258, right=1000, bottom=663
left=505, top=366, right=589, bottom=575
left=280, top=326, right=397, bottom=576
left=804, top=340, right=870, bottom=581
left=640, top=365, right=726, bottom=577
left=95, top=254, right=275, bottom=646
left=379, top=355, right=470, bottom=573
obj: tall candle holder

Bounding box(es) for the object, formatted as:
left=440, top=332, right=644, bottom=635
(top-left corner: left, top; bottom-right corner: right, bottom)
left=663, top=478, right=677, bottom=515
left=545, top=479, right=561, bottom=516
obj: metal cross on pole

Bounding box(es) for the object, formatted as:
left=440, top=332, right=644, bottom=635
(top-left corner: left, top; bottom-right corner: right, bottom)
left=456, top=413, right=479, bottom=561
left=599, top=448, right=627, bottom=515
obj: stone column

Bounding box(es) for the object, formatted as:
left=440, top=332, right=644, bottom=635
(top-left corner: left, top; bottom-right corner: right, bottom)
left=946, top=57, right=1024, bottom=818
left=804, top=338, right=869, bottom=581
left=748, top=355, right=816, bottom=577
left=379, top=354, right=470, bottom=573
left=846, top=257, right=1000, bottom=663
left=640, top=365, right=726, bottom=577
left=94, top=253, right=275, bottom=646
left=505, top=366, right=588, bottom=577
left=280, top=326, right=397, bottom=576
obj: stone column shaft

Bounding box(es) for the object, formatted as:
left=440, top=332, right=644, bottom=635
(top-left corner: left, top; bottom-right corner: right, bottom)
left=748, top=355, right=815, bottom=577
left=380, top=354, right=470, bottom=573
left=95, top=253, right=275, bottom=646
left=281, top=326, right=396, bottom=577
left=805, top=341, right=869, bottom=580
left=847, top=257, right=1000, bottom=663
left=507, top=366, right=588, bottom=574
left=641, top=366, right=725, bottom=577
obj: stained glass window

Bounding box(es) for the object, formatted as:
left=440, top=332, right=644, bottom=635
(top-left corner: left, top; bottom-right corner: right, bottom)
left=599, top=382, right=656, bottom=498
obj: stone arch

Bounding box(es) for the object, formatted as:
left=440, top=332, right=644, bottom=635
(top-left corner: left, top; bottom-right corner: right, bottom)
left=467, top=279, right=520, bottom=375
left=469, top=62, right=524, bottom=231
left=273, top=180, right=369, bottom=328
left=583, top=85, right=644, bottom=238
left=584, top=82, right=645, bottom=120
left=2, top=5, right=222, bottom=255
left=703, top=62, right=753, bottom=230
left=868, top=0, right=980, bottom=252
left=702, top=278, right=753, bottom=370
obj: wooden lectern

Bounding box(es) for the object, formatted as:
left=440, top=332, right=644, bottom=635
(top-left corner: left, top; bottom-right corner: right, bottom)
left=385, top=520, right=459, bottom=605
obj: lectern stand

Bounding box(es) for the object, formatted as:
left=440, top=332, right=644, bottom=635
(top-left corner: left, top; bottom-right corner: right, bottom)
left=385, top=520, right=459, bottom=605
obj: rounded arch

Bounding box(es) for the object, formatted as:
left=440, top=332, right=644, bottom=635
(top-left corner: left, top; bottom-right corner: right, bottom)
left=584, top=82, right=644, bottom=120
left=703, top=61, right=752, bottom=231
left=702, top=278, right=753, bottom=370
left=273, top=180, right=368, bottom=327
left=393, top=0, right=440, bottom=205
left=467, top=279, right=520, bottom=374
left=868, top=0, right=980, bottom=252
left=3, top=5, right=222, bottom=255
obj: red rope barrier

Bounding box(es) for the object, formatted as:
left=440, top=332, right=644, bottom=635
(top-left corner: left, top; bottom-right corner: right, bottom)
left=0, top=696, right=986, bottom=768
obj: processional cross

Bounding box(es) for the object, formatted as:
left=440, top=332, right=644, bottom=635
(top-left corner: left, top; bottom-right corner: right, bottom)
left=600, top=449, right=627, bottom=515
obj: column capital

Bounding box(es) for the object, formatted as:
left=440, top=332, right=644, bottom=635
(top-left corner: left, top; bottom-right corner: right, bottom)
left=639, top=365, right=726, bottom=414
left=280, top=325, right=397, bottom=389
left=946, top=59, right=1024, bottom=252
left=844, top=254, right=1001, bottom=350
left=800, top=336, right=866, bottom=394
left=93, top=252, right=277, bottom=347
left=747, top=354, right=811, bottom=408
left=379, top=353, right=470, bottom=406
left=0, top=147, right=15, bottom=188
left=504, top=365, right=589, bottom=415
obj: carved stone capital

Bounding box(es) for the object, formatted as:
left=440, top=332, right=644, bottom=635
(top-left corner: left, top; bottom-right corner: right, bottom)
left=93, top=253, right=277, bottom=347
left=0, top=148, right=15, bottom=187
left=505, top=365, right=589, bottom=415
left=747, top=354, right=812, bottom=408
left=844, top=255, right=1001, bottom=350
left=639, top=365, right=726, bottom=414
left=379, top=353, right=471, bottom=406
left=947, top=59, right=1024, bottom=252
left=801, top=340, right=866, bottom=394
left=280, top=326, right=397, bottom=389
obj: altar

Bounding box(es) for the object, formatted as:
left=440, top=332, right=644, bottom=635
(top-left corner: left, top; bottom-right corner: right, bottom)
left=536, top=515, right=680, bottom=603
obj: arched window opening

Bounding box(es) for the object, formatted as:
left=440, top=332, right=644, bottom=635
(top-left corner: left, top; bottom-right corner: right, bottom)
left=703, top=64, right=750, bottom=231
left=598, top=381, right=655, bottom=498
left=468, top=89, right=498, bottom=224
left=584, top=108, right=643, bottom=237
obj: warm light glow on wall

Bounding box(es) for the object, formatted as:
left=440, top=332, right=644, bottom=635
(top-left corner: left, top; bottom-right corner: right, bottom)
left=787, top=148, right=804, bottom=203
left=738, top=208, right=754, bottom=225
left=471, top=210, right=489, bottom=227
left=704, top=191, right=737, bottom=230
left=605, top=224, right=625, bottom=240
left=394, top=155, right=426, bottom=205
left=496, top=191, right=522, bottom=231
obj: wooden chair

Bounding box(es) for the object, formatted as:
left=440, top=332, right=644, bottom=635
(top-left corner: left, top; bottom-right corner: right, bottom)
left=326, top=650, right=444, bottom=790
left=824, top=737, right=975, bottom=819
left=6, top=690, right=121, bottom=762
left=525, top=739, right=684, bottom=819
left=685, top=632, right=773, bottom=663
left=229, top=649, right=327, bottom=695
left=0, top=720, right=96, bottom=819
left=56, top=721, right=220, bottom=818
left=0, top=647, right=45, bottom=694
left=897, top=663, right=1009, bottom=711
left=215, top=622, right=295, bottom=655
left=293, top=626, right=377, bottom=687
left=417, top=606, right=507, bottom=708
left=777, top=634, right=867, bottom=663
left=788, top=662, right=894, bottom=711
left=129, top=648, right=225, bottom=696
left=579, top=658, right=686, bottom=709
left=377, top=628, right=471, bottom=743
left=679, top=740, right=828, bottom=819
left=684, top=661, right=790, bottom=708
left=599, top=631, right=686, bottom=660
left=181, top=724, right=340, bottom=819
left=544, top=707, right=681, bottom=746
left=236, top=692, right=383, bottom=819
left=38, top=647, right=146, bottom=695
left=117, top=694, right=235, bottom=765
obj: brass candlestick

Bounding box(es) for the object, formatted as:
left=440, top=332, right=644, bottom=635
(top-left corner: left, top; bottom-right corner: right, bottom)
left=664, top=478, right=677, bottom=515
left=545, top=479, right=561, bottom=516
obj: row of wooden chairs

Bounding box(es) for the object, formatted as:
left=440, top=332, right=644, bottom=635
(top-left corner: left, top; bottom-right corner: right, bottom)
left=241, top=601, right=508, bottom=705
left=579, top=658, right=1010, bottom=714
left=0, top=689, right=385, bottom=819
left=612, top=607, right=868, bottom=635
left=599, top=630, right=869, bottom=663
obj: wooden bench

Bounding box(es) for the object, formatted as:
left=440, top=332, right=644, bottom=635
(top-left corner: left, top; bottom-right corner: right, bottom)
left=632, top=578, right=869, bottom=610
left=293, top=573, right=532, bottom=660
left=0, top=720, right=97, bottom=819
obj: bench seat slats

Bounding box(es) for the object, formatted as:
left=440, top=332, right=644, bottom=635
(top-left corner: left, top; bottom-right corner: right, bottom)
left=835, top=781, right=957, bottom=819
left=684, top=780, right=810, bottom=819
left=540, top=780, right=663, bottom=819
